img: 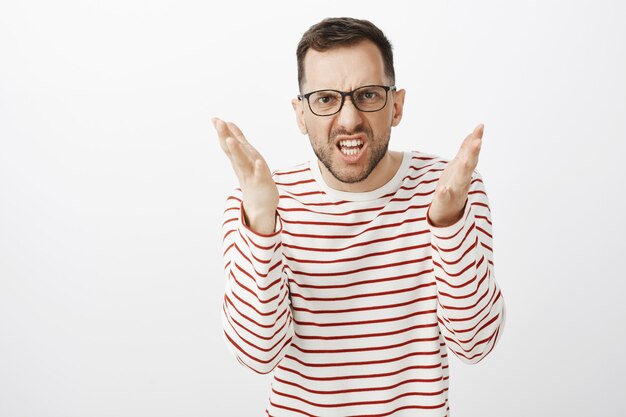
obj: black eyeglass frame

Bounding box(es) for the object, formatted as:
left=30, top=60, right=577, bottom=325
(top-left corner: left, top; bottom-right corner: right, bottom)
left=297, top=84, right=397, bottom=116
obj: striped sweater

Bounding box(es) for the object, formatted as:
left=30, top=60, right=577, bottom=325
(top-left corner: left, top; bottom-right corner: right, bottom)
left=220, top=150, right=506, bottom=417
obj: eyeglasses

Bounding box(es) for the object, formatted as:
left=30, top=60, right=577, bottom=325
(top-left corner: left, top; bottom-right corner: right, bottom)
left=297, top=85, right=396, bottom=116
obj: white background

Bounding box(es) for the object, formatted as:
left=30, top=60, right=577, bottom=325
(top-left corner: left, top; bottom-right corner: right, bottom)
left=1, top=1, right=625, bottom=416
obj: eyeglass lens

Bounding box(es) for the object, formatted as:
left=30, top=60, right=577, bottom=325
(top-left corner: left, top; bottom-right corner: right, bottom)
left=308, top=86, right=389, bottom=116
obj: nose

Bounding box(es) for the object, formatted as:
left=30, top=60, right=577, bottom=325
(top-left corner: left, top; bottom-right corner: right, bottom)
left=335, top=96, right=364, bottom=130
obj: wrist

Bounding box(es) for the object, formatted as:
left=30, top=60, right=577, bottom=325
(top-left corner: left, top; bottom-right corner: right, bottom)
left=427, top=200, right=466, bottom=228
left=242, top=204, right=277, bottom=235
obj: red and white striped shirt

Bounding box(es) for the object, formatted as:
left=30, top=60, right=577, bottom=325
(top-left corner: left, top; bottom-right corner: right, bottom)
left=221, top=150, right=506, bottom=417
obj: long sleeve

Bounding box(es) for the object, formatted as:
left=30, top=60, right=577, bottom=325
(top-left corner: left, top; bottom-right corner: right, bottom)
left=428, top=171, right=506, bottom=364
left=220, top=188, right=294, bottom=374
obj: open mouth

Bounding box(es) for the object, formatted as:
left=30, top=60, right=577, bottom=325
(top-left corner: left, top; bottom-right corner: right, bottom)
left=337, top=138, right=364, bottom=156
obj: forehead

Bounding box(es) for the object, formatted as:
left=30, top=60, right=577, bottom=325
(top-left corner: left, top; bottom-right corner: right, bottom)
left=302, top=40, right=387, bottom=92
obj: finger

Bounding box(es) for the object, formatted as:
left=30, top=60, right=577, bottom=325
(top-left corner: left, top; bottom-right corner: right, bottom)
left=226, top=136, right=256, bottom=181
left=455, top=124, right=484, bottom=172
left=212, top=117, right=234, bottom=157
left=213, top=118, right=241, bottom=146
left=473, top=123, right=484, bottom=140
left=213, top=117, right=270, bottom=181
left=226, top=121, right=265, bottom=161
left=226, top=121, right=250, bottom=145
left=252, top=155, right=273, bottom=181
left=467, top=123, right=483, bottom=161
left=468, top=124, right=483, bottom=159
left=214, top=118, right=258, bottom=163
left=459, top=124, right=483, bottom=153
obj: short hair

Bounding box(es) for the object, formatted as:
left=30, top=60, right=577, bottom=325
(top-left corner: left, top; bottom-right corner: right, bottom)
left=296, top=17, right=395, bottom=92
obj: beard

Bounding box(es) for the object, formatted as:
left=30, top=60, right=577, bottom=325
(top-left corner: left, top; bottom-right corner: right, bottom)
left=310, top=123, right=391, bottom=184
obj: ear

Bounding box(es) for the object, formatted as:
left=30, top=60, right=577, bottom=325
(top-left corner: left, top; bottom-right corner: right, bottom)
left=291, top=98, right=308, bottom=134
left=391, top=88, right=406, bottom=127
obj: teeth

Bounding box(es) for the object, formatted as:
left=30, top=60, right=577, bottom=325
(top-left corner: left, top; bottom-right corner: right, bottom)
left=339, top=139, right=363, bottom=147
left=340, top=147, right=359, bottom=155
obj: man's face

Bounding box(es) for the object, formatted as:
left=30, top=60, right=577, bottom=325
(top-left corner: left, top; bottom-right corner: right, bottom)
left=292, top=40, right=405, bottom=185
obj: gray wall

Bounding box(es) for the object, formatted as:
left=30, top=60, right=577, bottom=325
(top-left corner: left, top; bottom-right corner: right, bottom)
left=1, top=0, right=624, bottom=415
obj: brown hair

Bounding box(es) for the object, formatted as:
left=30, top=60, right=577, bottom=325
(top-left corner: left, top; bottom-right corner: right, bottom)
left=296, top=17, right=395, bottom=92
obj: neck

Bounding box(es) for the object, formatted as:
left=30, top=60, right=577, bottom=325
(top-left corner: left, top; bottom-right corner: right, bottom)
left=319, top=150, right=403, bottom=193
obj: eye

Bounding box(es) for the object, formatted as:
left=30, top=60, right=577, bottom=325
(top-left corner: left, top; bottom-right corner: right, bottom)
left=316, top=94, right=337, bottom=105
left=358, top=90, right=380, bottom=101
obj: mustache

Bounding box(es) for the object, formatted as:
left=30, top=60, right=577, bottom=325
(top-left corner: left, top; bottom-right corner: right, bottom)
left=330, top=125, right=373, bottom=139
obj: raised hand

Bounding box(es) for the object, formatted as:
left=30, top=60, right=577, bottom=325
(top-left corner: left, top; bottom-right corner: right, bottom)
left=212, top=117, right=279, bottom=235
left=428, top=124, right=484, bottom=227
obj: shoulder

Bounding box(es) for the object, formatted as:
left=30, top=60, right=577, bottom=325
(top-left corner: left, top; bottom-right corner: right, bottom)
left=406, top=150, right=482, bottom=179
left=271, top=161, right=312, bottom=184
left=405, top=150, right=449, bottom=171
left=270, top=160, right=317, bottom=196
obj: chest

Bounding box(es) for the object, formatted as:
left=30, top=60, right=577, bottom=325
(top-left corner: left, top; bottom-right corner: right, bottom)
left=279, top=203, right=436, bottom=306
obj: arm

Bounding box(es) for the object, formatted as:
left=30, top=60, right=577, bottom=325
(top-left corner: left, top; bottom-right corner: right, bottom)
left=212, top=117, right=293, bottom=374
left=428, top=172, right=505, bottom=364
left=220, top=189, right=294, bottom=374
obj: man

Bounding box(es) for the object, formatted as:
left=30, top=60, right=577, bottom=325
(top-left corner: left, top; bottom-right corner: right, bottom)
left=212, top=17, right=505, bottom=417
